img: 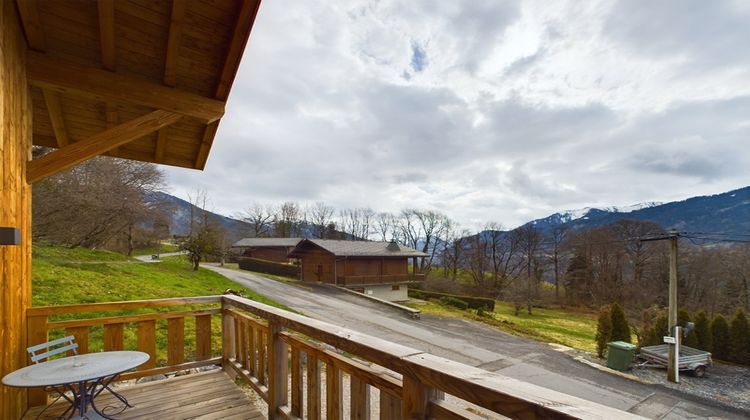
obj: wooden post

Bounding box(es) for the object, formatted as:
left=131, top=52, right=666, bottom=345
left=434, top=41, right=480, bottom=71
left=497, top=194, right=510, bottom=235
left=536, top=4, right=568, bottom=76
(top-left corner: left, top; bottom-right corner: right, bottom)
left=350, top=375, right=370, bottom=420
left=26, top=315, right=48, bottom=408
left=221, top=309, right=235, bottom=374
left=307, top=354, right=321, bottom=420
left=290, top=348, right=303, bottom=417
left=267, top=322, right=288, bottom=419
left=667, top=232, right=678, bottom=383
left=1, top=1, right=33, bottom=416
left=326, top=363, right=343, bottom=420
left=402, top=375, right=436, bottom=419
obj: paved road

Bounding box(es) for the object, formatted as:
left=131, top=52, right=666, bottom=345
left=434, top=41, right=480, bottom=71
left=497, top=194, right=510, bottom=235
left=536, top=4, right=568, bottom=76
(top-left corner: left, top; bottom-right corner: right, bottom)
left=206, top=265, right=745, bottom=419
left=134, top=252, right=186, bottom=263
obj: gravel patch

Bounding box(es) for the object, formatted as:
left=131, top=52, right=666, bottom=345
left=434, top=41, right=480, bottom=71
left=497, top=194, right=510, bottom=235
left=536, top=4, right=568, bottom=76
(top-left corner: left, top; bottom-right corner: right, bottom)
left=630, top=361, right=750, bottom=413
left=575, top=350, right=750, bottom=413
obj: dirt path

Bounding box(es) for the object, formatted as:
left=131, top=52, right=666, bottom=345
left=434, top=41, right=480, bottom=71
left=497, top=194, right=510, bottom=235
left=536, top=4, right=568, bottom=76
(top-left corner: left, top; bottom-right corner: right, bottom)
left=206, top=264, right=746, bottom=419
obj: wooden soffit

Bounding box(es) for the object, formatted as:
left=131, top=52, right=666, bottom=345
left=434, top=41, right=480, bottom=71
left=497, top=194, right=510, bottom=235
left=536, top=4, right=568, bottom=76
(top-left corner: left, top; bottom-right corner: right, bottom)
left=17, top=0, right=262, bottom=174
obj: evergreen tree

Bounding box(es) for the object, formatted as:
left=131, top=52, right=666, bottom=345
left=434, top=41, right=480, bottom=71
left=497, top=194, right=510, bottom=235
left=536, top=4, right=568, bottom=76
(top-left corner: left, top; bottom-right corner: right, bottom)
left=693, top=310, right=712, bottom=352
left=729, top=309, right=750, bottom=365
left=595, top=305, right=612, bottom=358
left=610, top=303, right=631, bottom=343
left=678, top=308, right=698, bottom=348
left=711, top=315, right=730, bottom=361
left=640, top=306, right=665, bottom=346
left=653, top=314, right=668, bottom=345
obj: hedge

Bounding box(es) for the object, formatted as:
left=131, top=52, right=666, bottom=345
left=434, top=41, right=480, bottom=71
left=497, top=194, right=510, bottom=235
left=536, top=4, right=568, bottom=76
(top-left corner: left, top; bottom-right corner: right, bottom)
left=408, top=289, right=495, bottom=311
left=237, top=257, right=299, bottom=278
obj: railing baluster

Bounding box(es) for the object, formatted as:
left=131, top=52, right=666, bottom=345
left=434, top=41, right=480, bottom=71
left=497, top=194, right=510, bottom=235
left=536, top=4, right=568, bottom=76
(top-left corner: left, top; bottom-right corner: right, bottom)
left=258, top=329, right=266, bottom=385
left=326, top=362, right=343, bottom=420
left=248, top=322, right=256, bottom=376
left=267, top=321, right=288, bottom=419
left=137, top=320, right=156, bottom=370
left=167, top=317, right=184, bottom=365
left=65, top=326, right=88, bottom=354
left=222, top=309, right=235, bottom=373
left=195, top=314, right=211, bottom=360
left=351, top=375, right=370, bottom=420
left=379, top=393, right=402, bottom=420
left=103, top=323, right=124, bottom=351
left=291, top=347, right=303, bottom=417
left=237, top=317, right=246, bottom=368
left=307, top=353, right=321, bottom=420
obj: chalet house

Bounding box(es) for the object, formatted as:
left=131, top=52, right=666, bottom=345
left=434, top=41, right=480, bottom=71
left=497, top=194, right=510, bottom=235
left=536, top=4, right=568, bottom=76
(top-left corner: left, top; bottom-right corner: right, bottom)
left=231, top=237, right=302, bottom=263
left=288, top=239, right=427, bottom=301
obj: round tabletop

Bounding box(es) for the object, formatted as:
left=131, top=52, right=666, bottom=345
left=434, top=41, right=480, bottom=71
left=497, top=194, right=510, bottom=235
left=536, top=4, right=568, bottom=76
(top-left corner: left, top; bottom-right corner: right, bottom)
left=2, top=351, right=150, bottom=388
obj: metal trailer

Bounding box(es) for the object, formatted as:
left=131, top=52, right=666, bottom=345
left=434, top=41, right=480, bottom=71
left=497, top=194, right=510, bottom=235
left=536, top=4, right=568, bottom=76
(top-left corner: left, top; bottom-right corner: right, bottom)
left=637, top=344, right=712, bottom=377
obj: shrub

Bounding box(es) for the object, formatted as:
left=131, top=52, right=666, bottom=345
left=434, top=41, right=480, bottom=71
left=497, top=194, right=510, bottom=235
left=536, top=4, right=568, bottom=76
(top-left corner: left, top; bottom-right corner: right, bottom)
left=679, top=308, right=698, bottom=348
left=729, top=309, right=750, bottom=365
left=711, top=314, right=730, bottom=361
left=595, top=305, right=612, bottom=358
left=440, top=296, right=469, bottom=310
left=640, top=306, right=665, bottom=347
left=408, top=289, right=494, bottom=311
left=693, top=310, right=712, bottom=352
left=610, top=303, right=631, bottom=343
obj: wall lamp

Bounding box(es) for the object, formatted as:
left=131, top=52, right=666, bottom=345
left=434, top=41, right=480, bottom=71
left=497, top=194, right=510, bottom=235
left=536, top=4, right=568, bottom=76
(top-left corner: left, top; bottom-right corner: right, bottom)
left=0, top=227, right=21, bottom=245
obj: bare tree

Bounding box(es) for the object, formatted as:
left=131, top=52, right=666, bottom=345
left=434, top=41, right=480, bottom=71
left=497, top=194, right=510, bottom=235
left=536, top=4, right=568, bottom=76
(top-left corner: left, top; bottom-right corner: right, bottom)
left=513, top=225, right=543, bottom=314
left=274, top=202, right=301, bottom=237
left=240, top=203, right=274, bottom=238
left=308, top=202, right=335, bottom=238
left=340, top=207, right=375, bottom=240
left=180, top=190, right=221, bottom=271
left=548, top=225, right=569, bottom=302
left=375, top=212, right=397, bottom=242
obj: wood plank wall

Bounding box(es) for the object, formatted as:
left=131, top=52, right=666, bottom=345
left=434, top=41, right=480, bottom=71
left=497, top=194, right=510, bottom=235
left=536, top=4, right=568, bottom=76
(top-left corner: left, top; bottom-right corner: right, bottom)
left=0, top=1, right=33, bottom=418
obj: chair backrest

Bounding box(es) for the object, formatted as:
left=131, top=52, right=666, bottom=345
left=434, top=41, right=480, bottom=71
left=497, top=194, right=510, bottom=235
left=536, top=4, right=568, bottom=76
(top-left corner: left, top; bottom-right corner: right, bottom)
left=27, top=335, right=78, bottom=364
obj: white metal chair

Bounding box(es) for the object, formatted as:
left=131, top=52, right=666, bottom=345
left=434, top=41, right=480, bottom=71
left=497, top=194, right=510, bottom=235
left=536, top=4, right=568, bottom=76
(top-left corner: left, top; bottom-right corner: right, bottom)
left=27, top=336, right=131, bottom=418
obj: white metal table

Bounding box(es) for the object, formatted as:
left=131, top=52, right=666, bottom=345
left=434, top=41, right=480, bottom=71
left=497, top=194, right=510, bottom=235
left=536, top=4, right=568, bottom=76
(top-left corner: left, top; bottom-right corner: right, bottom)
left=2, top=351, right=149, bottom=420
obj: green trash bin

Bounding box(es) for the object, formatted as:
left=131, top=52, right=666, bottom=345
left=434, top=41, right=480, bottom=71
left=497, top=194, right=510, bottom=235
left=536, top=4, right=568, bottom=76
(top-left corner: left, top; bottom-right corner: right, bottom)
left=607, top=341, right=636, bottom=371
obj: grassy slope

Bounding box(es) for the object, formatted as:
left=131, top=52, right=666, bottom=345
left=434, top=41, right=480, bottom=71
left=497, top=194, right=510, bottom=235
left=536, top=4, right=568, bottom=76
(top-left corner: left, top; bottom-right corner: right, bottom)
left=412, top=300, right=599, bottom=353
left=32, top=245, right=287, bottom=363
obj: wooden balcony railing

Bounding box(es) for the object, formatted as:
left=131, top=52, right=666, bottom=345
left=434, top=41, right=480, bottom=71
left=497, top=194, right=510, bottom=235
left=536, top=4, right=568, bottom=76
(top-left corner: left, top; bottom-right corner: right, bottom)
left=337, top=273, right=426, bottom=286
left=28, top=295, right=643, bottom=419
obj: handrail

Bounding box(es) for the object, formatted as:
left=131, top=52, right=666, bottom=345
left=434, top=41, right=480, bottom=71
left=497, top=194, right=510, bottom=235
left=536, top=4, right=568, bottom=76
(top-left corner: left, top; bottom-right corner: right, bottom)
left=27, top=295, right=222, bottom=316
left=221, top=294, right=644, bottom=419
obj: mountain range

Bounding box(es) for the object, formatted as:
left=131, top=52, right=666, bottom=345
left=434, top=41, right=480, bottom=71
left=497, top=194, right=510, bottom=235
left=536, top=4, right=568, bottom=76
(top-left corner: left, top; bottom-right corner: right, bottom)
left=522, top=186, right=750, bottom=234
left=154, top=186, right=750, bottom=240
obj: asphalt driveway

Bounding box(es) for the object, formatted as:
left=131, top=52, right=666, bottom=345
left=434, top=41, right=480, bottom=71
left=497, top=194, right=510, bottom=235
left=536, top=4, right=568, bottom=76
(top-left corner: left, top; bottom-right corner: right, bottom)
left=206, top=264, right=745, bottom=419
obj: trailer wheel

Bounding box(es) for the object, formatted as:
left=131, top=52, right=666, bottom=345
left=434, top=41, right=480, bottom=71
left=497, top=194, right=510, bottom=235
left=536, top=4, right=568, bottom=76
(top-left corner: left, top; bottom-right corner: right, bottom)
left=691, top=365, right=706, bottom=378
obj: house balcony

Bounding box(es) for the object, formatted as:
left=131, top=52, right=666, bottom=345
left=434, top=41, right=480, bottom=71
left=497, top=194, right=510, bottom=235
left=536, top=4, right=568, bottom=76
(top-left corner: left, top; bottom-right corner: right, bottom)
left=24, top=294, right=641, bottom=419
left=337, top=273, right=426, bottom=286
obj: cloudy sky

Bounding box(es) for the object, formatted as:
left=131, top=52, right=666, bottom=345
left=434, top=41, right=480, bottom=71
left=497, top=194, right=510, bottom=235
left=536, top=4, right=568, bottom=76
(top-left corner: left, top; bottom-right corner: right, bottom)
left=164, top=0, right=750, bottom=231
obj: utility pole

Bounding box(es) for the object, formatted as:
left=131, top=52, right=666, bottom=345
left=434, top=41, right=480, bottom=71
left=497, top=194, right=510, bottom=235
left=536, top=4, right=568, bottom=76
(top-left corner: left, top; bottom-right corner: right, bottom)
left=667, top=231, right=679, bottom=382
left=641, top=229, right=680, bottom=383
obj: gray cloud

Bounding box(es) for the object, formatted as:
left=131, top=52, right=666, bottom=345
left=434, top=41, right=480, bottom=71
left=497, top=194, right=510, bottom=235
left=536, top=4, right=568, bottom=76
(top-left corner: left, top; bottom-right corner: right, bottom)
left=162, top=0, right=750, bottom=230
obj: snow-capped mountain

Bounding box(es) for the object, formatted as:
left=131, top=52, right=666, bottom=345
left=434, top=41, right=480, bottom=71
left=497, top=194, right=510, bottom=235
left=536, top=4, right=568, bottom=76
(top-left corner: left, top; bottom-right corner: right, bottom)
left=523, top=187, right=750, bottom=234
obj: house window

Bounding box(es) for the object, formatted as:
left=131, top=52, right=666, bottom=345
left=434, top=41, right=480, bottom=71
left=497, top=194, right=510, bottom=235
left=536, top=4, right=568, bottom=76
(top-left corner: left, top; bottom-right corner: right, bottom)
left=391, top=285, right=400, bottom=291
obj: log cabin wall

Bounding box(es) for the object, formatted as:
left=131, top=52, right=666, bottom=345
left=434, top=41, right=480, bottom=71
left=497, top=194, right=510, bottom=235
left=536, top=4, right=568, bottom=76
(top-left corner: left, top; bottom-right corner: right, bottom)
left=0, top=2, right=32, bottom=417
left=299, top=249, right=335, bottom=283
left=248, top=247, right=291, bottom=263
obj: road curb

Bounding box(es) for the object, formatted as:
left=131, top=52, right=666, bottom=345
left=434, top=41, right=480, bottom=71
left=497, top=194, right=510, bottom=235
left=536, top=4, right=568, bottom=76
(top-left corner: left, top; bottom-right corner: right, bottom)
left=573, top=355, right=648, bottom=384
left=329, top=285, right=421, bottom=319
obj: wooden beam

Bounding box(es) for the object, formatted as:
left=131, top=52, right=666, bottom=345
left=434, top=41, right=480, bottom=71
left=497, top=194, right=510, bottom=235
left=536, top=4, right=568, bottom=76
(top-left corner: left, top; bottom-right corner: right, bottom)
left=164, top=0, right=186, bottom=88
left=194, top=0, right=261, bottom=169
left=155, top=127, right=168, bottom=163
left=97, top=0, right=116, bottom=71
left=27, top=52, right=225, bottom=123
left=27, top=110, right=181, bottom=183
left=15, top=0, right=45, bottom=50
left=42, top=90, right=69, bottom=147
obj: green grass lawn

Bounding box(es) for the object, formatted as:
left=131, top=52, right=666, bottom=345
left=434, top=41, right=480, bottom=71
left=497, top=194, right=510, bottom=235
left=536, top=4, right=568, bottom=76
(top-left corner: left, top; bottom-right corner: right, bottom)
left=32, top=245, right=288, bottom=365
left=411, top=299, right=599, bottom=353
left=131, top=243, right=180, bottom=256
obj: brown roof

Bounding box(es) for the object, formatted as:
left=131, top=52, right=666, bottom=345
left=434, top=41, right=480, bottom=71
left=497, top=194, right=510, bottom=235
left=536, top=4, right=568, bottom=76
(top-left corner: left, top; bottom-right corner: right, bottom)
left=232, top=238, right=303, bottom=248
left=20, top=0, right=262, bottom=176
left=289, top=239, right=427, bottom=258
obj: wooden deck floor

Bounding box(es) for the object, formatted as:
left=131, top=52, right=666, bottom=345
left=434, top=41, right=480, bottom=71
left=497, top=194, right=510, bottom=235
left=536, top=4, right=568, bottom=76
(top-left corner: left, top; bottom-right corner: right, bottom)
left=24, top=370, right=264, bottom=420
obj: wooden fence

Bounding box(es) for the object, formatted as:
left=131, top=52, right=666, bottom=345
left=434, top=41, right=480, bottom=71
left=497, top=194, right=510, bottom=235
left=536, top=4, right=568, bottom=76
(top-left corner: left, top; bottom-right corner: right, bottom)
left=27, top=295, right=644, bottom=419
